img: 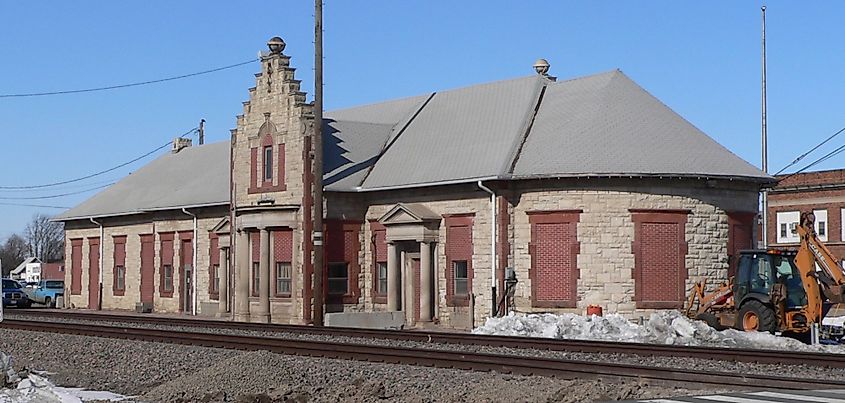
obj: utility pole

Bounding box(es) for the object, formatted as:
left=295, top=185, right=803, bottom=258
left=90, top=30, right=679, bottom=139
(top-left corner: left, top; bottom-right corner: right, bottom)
left=312, top=0, right=325, bottom=327
left=198, top=119, right=205, bottom=145
left=761, top=5, right=769, bottom=247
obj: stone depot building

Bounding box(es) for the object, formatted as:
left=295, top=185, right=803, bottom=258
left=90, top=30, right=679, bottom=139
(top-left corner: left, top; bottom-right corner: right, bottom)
left=56, top=38, right=772, bottom=329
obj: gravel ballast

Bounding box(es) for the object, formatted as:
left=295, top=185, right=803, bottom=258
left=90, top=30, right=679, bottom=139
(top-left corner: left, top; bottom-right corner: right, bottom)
left=0, top=328, right=733, bottom=402
left=8, top=313, right=845, bottom=382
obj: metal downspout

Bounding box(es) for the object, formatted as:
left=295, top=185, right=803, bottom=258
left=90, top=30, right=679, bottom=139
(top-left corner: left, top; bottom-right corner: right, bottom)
left=182, top=208, right=198, bottom=316
left=89, top=218, right=104, bottom=311
left=477, top=181, right=497, bottom=318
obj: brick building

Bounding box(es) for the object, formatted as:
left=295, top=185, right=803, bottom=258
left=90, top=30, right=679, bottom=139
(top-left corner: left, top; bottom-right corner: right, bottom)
left=767, top=169, right=845, bottom=262
left=56, top=38, right=772, bottom=328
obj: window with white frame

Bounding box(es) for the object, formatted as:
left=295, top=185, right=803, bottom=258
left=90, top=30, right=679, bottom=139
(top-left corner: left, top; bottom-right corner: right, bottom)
left=814, top=209, right=828, bottom=241
left=776, top=211, right=800, bottom=244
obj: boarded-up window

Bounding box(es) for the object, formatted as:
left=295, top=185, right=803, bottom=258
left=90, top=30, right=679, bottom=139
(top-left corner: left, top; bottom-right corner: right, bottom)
left=728, top=213, right=755, bottom=279
left=113, top=236, right=127, bottom=296
left=630, top=210, right=689, bottom=309
left=445, top=214, right=474, bottom=306
left=528, top=211, right=581, bottom=308
left=325, top=220, right=361, bottom=304
left=87, top=237, right=100, bottom=309
left=70, top=239, right=83, bottom=295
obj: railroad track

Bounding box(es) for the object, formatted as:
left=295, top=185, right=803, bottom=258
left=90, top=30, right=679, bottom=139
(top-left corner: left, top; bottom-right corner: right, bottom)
left=8, top=309, right=845, bottom=369
left=2, top=318, right=843, bottom=391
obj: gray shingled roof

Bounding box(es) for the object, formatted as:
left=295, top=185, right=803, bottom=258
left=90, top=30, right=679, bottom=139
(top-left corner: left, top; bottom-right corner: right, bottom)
left=55, top=142, right=229, bottom=221
left=58, top=69, right=771, bottom=220
left=511, top=70, right=768, bottom=179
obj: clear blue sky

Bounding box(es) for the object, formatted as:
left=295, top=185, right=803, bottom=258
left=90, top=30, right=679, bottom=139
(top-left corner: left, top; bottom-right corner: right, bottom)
left=1, top=1, right=843, bottom=240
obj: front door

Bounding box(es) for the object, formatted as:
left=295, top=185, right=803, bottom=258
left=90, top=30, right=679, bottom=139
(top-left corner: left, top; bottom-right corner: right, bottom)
left=87, top=239, right=100, bottom=309
left=413, top=259, right=421, bottom=323
left=140, top=235, right=155, bottom=304
left=181, top=239, right=193, bottom=313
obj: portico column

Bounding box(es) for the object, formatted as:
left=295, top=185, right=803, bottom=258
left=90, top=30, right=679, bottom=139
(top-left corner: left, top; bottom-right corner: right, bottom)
left=217, top=247, right=229, bottom=317
left=420, top=241, right=433, bottom=322
left=234, top=230, right=250, bottom=322
left=257, top=227, right=271, bottom=323
left=387, top=242, right=400, bottom=311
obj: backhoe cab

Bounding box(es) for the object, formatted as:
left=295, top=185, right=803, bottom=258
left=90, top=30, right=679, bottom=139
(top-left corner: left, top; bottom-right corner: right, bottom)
left=687, top=211, right=845, bottom=337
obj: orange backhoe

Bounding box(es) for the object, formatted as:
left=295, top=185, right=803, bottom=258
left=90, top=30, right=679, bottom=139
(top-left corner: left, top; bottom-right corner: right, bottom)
left=686, top=211, right=845, bottom=337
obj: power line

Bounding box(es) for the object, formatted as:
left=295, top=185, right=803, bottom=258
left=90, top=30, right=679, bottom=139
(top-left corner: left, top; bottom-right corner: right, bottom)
left=0, top=59, right=257, bottom=98
left=0, top=127, right=197, bottom=190
left=0, top=183, right=113, bottom=200
left=0, top=202, right=69, bottom=209
left=779, top=142, right=845, bottom=181
left=775, top=126, right=845, bottom=175
left=0, top=177, right=120, bottom=193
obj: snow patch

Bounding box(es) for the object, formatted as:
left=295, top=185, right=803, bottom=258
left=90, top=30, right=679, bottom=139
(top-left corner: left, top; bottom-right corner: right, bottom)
left=473, top=310, right=845, bottom=353
left=1, top=352, right=129, bottom=403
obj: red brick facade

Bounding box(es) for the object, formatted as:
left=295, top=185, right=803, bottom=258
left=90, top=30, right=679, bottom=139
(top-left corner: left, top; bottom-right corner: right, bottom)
left=630, top=210, right=689, bottom=309
left=768, top=169, right=845, bottom=261
left=445, top=214, right=474, bottom=307
left=527, top=210, right=581, bottom=308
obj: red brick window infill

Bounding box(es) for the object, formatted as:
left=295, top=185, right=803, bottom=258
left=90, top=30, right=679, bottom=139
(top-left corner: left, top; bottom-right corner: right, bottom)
left=325, top=220, right=362, bottom=304
left=273, top=229, right=293, bottom=297
left=630, top=209, right=690, bottom=309
left=251, top=231, right=260, bottom=297
left=527, top=210, right=581, bottom=308
left=112, top=235, right=127, bottom=296
left=445, top=214, right=474, bottom=307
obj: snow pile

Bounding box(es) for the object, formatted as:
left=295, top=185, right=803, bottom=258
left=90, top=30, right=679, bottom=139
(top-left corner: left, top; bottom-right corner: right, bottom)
left=473, top=310, right=845, bottom=352
left=0, top=352, right=128, bottom=403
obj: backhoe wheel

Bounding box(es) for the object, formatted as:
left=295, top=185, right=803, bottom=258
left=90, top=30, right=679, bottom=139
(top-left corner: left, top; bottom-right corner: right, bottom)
left=736, top=300, right=777, bottom=333
left=696, top=312, right=726, bottom=331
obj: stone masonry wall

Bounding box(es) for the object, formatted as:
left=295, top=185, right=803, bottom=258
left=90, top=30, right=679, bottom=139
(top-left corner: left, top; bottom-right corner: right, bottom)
left=63, top=210, right=226, bottom=314
left=510, top=179, right=759, bottom=318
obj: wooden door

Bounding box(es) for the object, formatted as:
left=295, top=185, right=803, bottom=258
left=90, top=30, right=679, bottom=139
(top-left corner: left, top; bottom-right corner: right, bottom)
left=140, top=235, right=155, bottom=304
left=87, top=238, right=100, bottom=309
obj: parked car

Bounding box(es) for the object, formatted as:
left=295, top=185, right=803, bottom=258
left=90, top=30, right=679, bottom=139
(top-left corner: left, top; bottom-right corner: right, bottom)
left=28, top=280, right=64, bottom=307
left=2, top=278, right=32, bottom=308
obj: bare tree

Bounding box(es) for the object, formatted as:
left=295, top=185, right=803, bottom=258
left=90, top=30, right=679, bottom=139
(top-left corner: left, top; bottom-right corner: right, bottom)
left=0, top=234, right=28, bottom=276
left=24, top=214, right=64, bottom=263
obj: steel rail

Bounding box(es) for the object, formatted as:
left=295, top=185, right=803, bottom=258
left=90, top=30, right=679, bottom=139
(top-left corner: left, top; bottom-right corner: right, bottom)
left=2, top=318, right=843, bottom=391
left=10, top=310, right=845, bottom=368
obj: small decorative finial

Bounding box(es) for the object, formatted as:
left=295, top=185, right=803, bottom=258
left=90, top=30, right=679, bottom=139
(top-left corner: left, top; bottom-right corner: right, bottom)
left=263, top=112, right=271, bottom=122
left=267, top=37, right=286, bottom=54
left=533, top=58, right=550, bottom=76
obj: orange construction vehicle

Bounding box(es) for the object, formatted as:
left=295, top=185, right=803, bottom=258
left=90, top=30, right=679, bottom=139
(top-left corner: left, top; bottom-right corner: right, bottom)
left=686, top=211, right=845, bottom=337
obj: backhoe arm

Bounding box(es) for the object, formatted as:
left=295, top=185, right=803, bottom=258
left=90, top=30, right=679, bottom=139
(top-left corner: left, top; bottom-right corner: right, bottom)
left=795, top=212, right=845, bottom=323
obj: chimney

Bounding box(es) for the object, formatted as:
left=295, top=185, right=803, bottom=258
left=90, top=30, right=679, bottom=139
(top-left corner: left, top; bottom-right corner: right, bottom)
left=172, top=137, right=192, bottom=153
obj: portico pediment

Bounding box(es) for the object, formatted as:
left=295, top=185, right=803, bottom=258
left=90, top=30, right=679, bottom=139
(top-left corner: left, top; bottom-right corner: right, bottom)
left=378, top=203, right=440, bottom=243
left=211, top=217, right=232, bottom=248
left=378, top=203, right=440, bottom=225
